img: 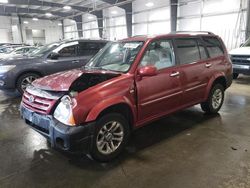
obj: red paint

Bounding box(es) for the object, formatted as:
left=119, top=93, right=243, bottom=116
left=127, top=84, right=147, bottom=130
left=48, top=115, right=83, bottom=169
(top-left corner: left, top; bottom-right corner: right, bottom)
left=22, top=33, right=232, bottom=128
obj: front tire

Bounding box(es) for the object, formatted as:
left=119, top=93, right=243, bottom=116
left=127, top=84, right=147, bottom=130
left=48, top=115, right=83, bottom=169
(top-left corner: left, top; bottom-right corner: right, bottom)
left=16, top=73, right=40, bottom=94
left=200, top=84, right=225, bottom=114
left=90, top=113, right=130, bottom=162
left=233, top=73, right=239, bottom=79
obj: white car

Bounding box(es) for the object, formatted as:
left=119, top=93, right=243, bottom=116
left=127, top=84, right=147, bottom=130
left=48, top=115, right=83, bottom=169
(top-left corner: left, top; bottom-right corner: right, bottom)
left=0, top=46, right=38, bottom=59
left=229, top=38, right=250, bottom=79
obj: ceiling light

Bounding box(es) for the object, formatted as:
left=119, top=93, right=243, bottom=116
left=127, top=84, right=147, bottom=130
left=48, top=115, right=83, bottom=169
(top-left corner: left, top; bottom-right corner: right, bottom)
left=63, top=5, right=72, bottom=10
left=145, top=2, right=154, bottom=7
left=58, top=23, right=62, bottom=26
left=111, top=10, right=118, bottom=15
left=23, top=21, right=29, bottom=24
left=45, top=12, right=53, bottom=17
left=0, top=0, right=8, bottom=3
left=32, top=18, right=38, bottom=21
left=88, top=15, right=94, bottom=19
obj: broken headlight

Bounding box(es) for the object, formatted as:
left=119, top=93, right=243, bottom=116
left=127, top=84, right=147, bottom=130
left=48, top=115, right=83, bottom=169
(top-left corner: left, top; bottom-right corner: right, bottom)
left=54, top=95, right=77, bottom=126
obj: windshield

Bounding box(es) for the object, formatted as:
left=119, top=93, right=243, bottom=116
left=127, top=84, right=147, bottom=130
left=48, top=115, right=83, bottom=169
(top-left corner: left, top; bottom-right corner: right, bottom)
left=28, top=43, right=60, bottom=57
left=243, top=38, right=250, bottom=47
left=85, top=41, right=144, bottom=73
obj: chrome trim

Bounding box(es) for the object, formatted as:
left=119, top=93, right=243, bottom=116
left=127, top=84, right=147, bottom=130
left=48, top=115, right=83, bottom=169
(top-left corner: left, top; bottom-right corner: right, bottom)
left=170, top=72, right=180, bottom=77
left=141, top=91, right=182, bottom=106
left=185, top=83, right=207, bottom=92
left=26, top=85, right=62, bottom=100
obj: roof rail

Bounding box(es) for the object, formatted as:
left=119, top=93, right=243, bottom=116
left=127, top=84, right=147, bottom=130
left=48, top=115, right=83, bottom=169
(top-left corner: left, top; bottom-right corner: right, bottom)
left=170, top=31, right=215, bottom=35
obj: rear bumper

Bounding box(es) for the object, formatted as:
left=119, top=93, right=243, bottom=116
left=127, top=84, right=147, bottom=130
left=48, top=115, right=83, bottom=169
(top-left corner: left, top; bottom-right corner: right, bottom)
left=20, top=104, right=95, bottom=153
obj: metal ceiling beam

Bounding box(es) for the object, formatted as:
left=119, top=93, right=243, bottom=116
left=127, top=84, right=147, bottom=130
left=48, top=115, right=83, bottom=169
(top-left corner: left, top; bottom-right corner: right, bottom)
left=7, top=0, right=89, bottom=12
left=73, top=15, right=83, bottom=38
left=246, top=0, right=250, bottom=39
left=93, top=10, right=103, bottom=38
left=170, top=0, right=178, bottom=32
left=0, top=5, right=71, bottom=18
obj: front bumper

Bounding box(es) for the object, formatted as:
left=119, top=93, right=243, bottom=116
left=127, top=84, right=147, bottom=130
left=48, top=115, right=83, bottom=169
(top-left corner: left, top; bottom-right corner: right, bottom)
left=20, top=104, right=95, bottom=153
left=0, top=72, right=16, bottom=90
left=232, top=64, right=250, bottom=75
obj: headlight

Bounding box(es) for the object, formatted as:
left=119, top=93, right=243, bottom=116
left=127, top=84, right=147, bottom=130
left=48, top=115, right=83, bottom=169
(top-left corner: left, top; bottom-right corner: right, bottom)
left=0, top=65, right=16, bottom=74
left=54, top=95, right=77, bottom=126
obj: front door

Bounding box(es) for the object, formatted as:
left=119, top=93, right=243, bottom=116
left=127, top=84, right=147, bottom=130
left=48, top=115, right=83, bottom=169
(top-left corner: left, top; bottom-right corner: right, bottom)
left=46, top=42, right=78, bottom=74
left=136, top=39, right=182, bottom=123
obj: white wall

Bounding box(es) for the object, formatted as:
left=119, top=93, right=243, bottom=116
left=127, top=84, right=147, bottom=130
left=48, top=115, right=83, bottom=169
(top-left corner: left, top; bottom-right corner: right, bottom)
left=177, top=0, right=248, bottom=50
left=103, top=6, right=127, bottom=40
left=64, top=19, right=79, bottom=39
left=0, top=16, right=12, bottom=43
left=82, top=13, right=100, bottom=39
left=21, top=18, right=63, bottom=45
left=133, top=0, right=171, bottom=36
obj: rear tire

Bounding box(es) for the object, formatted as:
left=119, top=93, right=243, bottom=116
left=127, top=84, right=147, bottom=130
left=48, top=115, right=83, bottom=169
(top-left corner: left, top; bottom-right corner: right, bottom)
left=233, top=73, right=239, bottom=79
left=90, top=113, right=130, bottom=162
left=201, top=84, right=224, bottom=114
left=16, top=73, right=40, bottom=94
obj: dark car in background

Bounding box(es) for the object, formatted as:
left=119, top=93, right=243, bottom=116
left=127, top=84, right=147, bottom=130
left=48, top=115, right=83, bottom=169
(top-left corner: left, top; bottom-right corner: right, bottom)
left=0, top=39, right=108, bottom=93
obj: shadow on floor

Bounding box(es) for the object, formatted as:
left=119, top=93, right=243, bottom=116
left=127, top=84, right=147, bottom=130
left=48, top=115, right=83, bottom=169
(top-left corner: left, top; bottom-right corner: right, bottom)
left=30, top=108, right=221, bottom=172
left=234, top=75, right=250, bottom=85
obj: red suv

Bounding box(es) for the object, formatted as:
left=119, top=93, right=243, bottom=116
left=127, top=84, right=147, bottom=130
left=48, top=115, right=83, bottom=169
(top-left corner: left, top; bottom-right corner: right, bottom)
left=20, top=32, right=232, bottom=161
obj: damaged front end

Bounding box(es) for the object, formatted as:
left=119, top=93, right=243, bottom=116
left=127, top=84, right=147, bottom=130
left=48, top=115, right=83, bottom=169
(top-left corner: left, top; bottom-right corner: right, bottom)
left=20, top=69, right=121, bottom=152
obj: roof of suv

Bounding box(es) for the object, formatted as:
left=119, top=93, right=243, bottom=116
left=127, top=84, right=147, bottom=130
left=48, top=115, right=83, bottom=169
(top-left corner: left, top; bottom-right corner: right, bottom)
left=122, top=31, right=217, bottom=42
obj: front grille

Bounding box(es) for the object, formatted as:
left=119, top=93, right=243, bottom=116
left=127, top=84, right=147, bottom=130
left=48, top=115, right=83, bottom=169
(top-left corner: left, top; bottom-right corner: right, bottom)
left=231, top=55, right=250, bottom=64
left=22, top=91, right=57, bottom=114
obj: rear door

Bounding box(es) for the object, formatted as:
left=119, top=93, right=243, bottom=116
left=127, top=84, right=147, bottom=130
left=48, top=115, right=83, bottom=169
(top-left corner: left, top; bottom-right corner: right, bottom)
left=174, top=37, right=210, bottom=106
left=136, top=38, right=182, bottom=123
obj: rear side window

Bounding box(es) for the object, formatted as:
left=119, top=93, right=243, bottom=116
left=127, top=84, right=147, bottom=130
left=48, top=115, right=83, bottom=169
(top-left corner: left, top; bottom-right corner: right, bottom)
left=175, top=38, right=201, bottom=65
left=202, top=37, right=224, bottom=58
left=78, top=42, right=101, bottom=56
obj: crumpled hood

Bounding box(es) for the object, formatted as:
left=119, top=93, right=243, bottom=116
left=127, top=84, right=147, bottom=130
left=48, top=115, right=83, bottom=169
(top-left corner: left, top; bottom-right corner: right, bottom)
left=229, top=47, right=250, bottom=55
left=32, top=69, right=121, bottom=91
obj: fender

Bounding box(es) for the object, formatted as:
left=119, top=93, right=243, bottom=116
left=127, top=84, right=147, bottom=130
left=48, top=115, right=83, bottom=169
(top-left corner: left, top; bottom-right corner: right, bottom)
left=85, top=95, right=137, bottom=123
left=204, top=72, right=226, bottom=100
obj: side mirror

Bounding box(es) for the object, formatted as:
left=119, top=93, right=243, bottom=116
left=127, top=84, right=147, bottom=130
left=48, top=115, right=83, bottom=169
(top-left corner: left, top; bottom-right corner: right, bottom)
left=50, top=52, right=59, bottom=60
left=138, top=66, right=157, bottom=77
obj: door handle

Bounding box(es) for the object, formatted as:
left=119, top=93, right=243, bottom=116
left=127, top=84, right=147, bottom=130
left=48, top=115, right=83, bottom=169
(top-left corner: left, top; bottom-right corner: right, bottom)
left=72, top=60, right=79, bottom=63
left=170, top=71, right=180, bottom=77
left=205, top=63, right=212, bottom=68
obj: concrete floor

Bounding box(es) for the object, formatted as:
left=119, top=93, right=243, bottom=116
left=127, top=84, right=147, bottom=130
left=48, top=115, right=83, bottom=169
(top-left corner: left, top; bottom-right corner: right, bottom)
left=0, top=76, right=250, bottom=188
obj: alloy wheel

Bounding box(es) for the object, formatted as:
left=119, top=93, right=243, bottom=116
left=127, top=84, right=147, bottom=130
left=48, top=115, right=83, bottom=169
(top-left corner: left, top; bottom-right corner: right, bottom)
left=96, top=121, right=124, bottom=155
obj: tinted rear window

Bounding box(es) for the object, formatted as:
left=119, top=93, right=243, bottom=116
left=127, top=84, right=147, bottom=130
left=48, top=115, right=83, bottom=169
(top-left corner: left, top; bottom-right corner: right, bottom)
left=202, top=37, right=224, bottom=58
left=175, top=38, right=201, bottom=65
left=78, top=42, right=103, bottom=56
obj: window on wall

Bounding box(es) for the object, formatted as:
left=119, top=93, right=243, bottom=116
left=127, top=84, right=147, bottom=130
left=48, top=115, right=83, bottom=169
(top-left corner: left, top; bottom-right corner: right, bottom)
left=202, top=37, right=224, bottom=58
left=175, top=38, right=201, bottom=65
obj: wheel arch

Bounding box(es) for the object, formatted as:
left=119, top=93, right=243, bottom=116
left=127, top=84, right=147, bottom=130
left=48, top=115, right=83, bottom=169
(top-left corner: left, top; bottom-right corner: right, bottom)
left=204, top=73, right=227, bottom=100
left=85, top=98, right=136, bottom=131
left=15, top=70, right=43, bottom=86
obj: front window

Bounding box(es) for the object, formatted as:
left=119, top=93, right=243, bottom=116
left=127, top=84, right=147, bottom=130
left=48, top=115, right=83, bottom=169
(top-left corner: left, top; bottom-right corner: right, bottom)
left=86, top=41, right=144, bottom=72
left=28, top=43, right=60, bottom=57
